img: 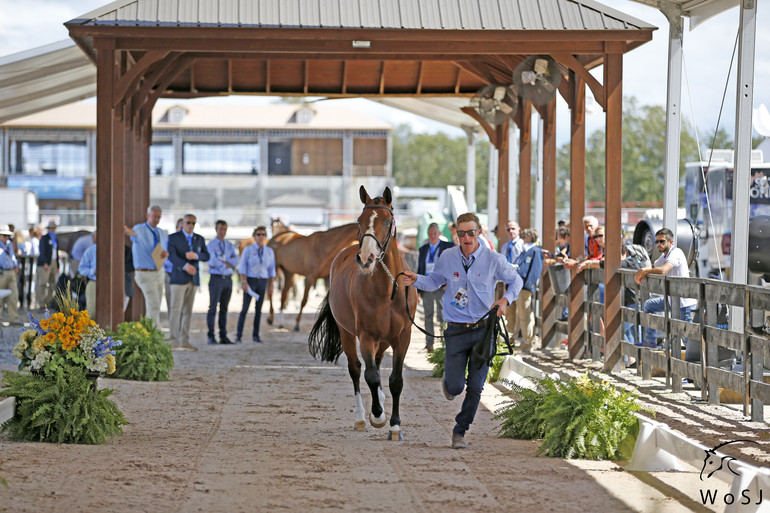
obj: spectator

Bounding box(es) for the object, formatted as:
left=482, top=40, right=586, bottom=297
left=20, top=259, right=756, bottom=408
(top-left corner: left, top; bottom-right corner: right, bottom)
left=0, top=225, right=20, bottom=324
left=634, top=228, right=696, bottom=348
left=164, top=218, right=184, bottom=315
left=563, top=215, right=599, bottom=270
left=36, top=221, right=59, bottom=309
left=513, top=228, right=544, bottom=351
left=501, top=220, right=524, bottom=340
left=416, top=222, right=454, bottom=352
left=70, top=232, right=95, bottom=278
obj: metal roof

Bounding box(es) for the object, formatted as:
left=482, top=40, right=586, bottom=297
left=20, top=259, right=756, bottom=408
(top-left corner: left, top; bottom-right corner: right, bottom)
left=68, top=0, right=655, bottom=31
left=0, top=40, right=96, bottom=124
left=627, top=0, right=738, bottom=29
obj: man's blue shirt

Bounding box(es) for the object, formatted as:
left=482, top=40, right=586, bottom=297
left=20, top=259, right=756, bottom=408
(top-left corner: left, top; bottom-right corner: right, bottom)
left=131, top=222, right=168, bottom=270
left=71, top=234, right=94, bottom=261
left=238, top=243, right=276, bottom=279
left=414, top=243, right=523, bottom=323
left=0, top=240, right=17, bottom=270
left=207, top=238, right=239, bottom=276
left=78, top=244, right=97, bottom=280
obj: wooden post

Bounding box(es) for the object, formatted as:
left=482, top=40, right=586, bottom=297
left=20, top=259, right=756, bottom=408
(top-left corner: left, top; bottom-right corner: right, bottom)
left=603, top=51, right=623, bottom=372
left=569, top=75, right=587, bottom=359
left=541, top=99, right=557, bottom=347
left=95, top=41, right=116, bottom=329
left=518, top=101, right=532, bottom=228
left=496, top=121, right=509, bottom=245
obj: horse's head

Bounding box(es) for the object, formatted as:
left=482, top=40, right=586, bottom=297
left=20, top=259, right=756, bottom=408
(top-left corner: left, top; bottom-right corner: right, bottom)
left=356, top=185, right=395, bottom=271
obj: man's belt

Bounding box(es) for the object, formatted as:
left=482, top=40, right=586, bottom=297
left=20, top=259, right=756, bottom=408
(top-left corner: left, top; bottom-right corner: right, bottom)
left=135, top=268, right=157, bottom=272
left=447, top=320, right=485, bottom=329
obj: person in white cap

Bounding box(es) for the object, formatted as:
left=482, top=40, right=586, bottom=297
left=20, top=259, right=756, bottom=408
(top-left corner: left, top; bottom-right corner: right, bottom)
left=0, top=224, right=20, bottom=323
left=36, top=221, right=59, bottom=309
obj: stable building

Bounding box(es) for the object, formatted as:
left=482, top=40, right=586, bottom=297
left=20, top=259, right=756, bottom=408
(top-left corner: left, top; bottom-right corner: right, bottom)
left=0, top=100, right=392, bottom=225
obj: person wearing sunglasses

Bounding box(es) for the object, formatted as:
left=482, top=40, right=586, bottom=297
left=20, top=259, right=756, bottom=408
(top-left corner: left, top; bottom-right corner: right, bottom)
left=633, top=228, right=697, bottom=349
left=236, top=226, right=276, bottom=343
left=402, top=212, right=523, bottom=450
left=167, top=214, right=210, bottom=351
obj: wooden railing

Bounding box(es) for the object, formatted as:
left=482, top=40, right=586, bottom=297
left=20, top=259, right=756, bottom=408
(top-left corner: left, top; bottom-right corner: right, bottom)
left=543, top=267, right=770, bottom=423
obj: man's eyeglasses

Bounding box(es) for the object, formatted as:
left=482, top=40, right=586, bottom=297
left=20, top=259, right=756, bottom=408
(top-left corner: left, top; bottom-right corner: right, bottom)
left=185, top=221, right=196, bottom=225
left=592, top=234, right=604, bottom=239
left=655, top=239, right=667, bottom=244
left=506, top=227, right=517, bottom=232
left=255, top=233, right=267, bottom=237
left=456, top=229, right=478, bottom=238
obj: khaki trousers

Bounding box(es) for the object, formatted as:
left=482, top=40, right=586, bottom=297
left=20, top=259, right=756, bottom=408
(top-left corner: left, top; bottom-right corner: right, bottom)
left=0, top=270, right=19, bottom=323
left=85, top=280, right=97, bottom=317
left=35, top=261, right=58, bottom=308
left=134, top=269, right=165, bottom=327
left=169, top=281, right=196, bottom=347
left=515, top=289, right=536, bottom=344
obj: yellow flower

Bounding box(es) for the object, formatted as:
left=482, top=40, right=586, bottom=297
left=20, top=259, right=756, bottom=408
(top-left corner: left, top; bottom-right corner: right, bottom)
left=70, top=308, right=79, bottom=315
left=39, top=318, right=50, bottom=330
left=62, top=337, right=79, bottom=351
left=32, top=336, right=47, bottom=354
left=66, top=315, right=75, bottom=325
left=44, top=332, right=56, bottom=343
left=106, top=354, right=116, bottom=374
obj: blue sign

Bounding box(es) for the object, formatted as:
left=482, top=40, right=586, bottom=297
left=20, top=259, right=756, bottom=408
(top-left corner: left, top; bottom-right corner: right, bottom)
left=7, top=176, right=84, bottom=200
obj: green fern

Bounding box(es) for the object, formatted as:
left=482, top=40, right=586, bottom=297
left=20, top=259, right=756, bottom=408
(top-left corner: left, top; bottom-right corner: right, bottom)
left=495, top=374, right=651, bottom=460
left=1, top=369, right=126, bottom=444
left=109, top=317, right=174, bottom=381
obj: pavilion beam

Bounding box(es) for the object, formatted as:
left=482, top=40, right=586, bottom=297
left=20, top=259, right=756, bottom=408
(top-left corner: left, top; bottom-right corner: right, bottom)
left=515, top=100, right=532, bottom=228
left=568, top=74, right=587, bottom=359
left=551, top=52, right=606, bottom=110
left=541, top=99, right=557, bottom=348
left=603, top=50, right=623, bottom=372
left=113, top=50, right=170, bottom=109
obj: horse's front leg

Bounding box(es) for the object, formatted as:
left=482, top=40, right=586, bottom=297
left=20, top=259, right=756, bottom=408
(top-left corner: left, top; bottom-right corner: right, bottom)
left=361, top=336, right=386, bottom=428
left=387, top=348, right=406, bottom=441
left=341, top=331, right=366, bottom=431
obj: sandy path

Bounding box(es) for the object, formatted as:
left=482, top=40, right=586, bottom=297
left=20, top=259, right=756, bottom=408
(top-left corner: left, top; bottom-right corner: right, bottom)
left=0, top=289, right=718, bottom=513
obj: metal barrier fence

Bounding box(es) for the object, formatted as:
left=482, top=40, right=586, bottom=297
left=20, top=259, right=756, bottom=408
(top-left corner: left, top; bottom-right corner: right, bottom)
left=546, top=267, right=770, bottom=423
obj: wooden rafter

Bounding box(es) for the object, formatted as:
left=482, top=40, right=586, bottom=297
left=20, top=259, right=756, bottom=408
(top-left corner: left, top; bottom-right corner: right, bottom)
left=551, top=52, right=606, bottom=110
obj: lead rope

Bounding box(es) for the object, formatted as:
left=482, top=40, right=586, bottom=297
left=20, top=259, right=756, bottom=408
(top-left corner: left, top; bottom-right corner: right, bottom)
left=390, top=271, right=514, bottom=365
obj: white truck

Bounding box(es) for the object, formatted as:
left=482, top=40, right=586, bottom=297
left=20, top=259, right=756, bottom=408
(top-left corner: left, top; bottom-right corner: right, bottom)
left=0, top=188, right=39, bottom=228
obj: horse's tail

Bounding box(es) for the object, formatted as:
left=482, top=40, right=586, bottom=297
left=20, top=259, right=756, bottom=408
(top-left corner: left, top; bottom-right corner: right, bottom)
left=308, top=293, right=343, bottom=363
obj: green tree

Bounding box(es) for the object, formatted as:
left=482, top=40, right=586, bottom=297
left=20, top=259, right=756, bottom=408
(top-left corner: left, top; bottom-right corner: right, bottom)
left=556, top=97, right=700, bottom=206
left=392, top=123, right=489, bottom=209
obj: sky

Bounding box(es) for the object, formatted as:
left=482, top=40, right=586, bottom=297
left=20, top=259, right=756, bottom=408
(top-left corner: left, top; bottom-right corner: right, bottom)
left=1, top=0, right=769, bottom=149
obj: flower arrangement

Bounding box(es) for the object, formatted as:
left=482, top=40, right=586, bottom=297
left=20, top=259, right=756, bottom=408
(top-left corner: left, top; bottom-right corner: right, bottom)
left=495, top=374, right=652, bottom=460
left=14, top=309, right=121, bottom=377
left=2, top=290, right=127, bottom=444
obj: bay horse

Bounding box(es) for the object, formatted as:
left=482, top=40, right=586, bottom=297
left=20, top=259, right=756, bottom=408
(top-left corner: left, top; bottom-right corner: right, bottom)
left=268, top=223, right=359, bottom=331
left=309, top=186, right=417, bottom=440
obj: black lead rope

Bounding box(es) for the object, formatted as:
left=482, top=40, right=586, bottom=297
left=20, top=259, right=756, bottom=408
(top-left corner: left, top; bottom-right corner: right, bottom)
left=394, top=273, right=514, bottom=368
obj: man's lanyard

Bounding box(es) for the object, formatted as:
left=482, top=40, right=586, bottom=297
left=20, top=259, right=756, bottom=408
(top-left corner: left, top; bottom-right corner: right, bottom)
left=257, top=246, right=264, bottom=264
left=146, top=222, right=159, bottom=247
left=462, top=255, right=475, bottom=274
left=428, top=243, right=439, bottom=263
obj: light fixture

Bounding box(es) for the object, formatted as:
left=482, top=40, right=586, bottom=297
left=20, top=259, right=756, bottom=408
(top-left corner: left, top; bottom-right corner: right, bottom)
left=351, top=40, right=371, bottom=49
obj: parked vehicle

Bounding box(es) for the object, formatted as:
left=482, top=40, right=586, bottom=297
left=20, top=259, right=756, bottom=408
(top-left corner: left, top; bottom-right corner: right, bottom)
left=0, top=187, right=39, bottom=228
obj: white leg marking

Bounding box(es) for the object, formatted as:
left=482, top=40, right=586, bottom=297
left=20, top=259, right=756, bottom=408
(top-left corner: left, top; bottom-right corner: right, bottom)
left=378, top=386, right=386, bottom=409
left=353, top=392, right=366, bottom=431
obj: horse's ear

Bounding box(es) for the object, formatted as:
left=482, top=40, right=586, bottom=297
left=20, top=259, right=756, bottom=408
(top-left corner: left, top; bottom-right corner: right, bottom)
left=383, top=187, right=392, bottom=205
left=359, top=185, right=369, bottom=204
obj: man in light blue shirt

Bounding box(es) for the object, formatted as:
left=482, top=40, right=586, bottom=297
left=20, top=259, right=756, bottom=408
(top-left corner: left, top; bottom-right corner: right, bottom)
left=403, top=212, right=522, bottom=450
left=78, top=241, right=97, bottom=316
left=206, top=220, right=239, bottom=344
left=123, top=205, right=169, bottom=327
left=0, top=225, right=20, bottom=323
left=501, top=220, right=525, bottom=339
left=236, top=226, right=276, bottom=343
left=70, top=232, right=95, bottom=278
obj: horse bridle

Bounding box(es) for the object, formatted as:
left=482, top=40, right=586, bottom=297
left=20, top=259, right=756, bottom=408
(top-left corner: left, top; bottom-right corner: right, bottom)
left=358, top=204, right=395, bottom=256
left=358, top=204, right=401, bottom=300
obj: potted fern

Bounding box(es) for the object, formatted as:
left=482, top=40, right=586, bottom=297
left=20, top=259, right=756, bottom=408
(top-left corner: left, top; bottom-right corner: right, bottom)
left=109, top=317, right=174, bottom=381
left=495, top=374, right=651, bottom=460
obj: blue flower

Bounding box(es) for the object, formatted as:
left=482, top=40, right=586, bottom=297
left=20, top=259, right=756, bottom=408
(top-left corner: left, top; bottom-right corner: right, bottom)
left=93, top=336, right=122, bottom=358
left=26, top=313, right=46, bottom=335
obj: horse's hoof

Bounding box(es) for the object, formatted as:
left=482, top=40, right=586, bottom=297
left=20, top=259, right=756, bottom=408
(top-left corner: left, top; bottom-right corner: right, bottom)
left=387, top=429, right=403, bottom=441
left=370, top=414, right=387, bottom=429
left=293, top=326, right=300, bottom=332
left=354, top=420, right=367, bottom=432
left=266, top=319, right=273, bottom=326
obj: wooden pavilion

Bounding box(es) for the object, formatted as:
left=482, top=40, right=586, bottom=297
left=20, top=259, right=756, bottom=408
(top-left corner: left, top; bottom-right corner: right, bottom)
left=65, top=0, right=654, bottom=370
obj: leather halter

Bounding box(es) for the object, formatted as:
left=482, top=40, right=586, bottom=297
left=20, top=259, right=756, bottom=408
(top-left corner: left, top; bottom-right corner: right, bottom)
left=357, top=204, right=400, bottom=300
left=358, top=204, right=395, bottom=257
